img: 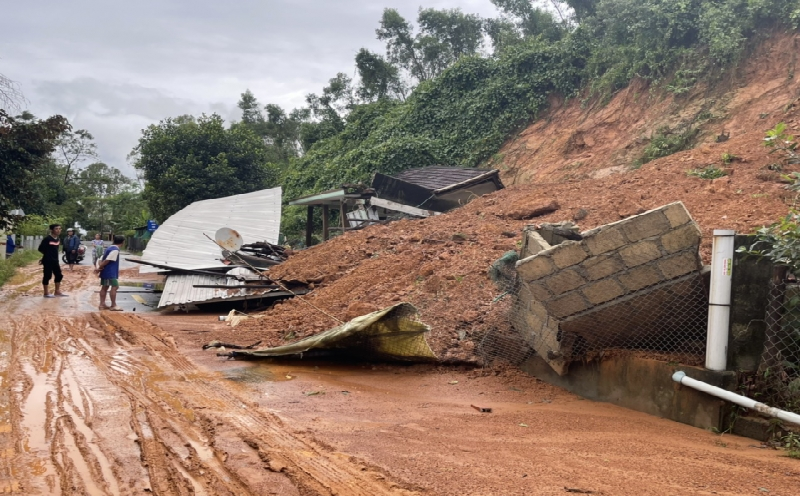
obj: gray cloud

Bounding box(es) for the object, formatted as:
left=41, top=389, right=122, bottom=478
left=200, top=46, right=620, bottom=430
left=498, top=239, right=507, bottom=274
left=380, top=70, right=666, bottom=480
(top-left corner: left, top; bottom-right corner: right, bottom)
left=1, top=0, right=499, bottom=177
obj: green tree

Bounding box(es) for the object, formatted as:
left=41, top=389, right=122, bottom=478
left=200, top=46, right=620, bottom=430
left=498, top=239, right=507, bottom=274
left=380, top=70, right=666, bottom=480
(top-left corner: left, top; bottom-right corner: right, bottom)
left=301, top=73, right=354, bottom=150
left=355, top=49, right=407, bottom=101
left=54, top=128, right=97, bottom=185
left=0, top=110, right=70, bottom=229
left=105, top=190, right=150, bottom=232
left=71, top=162, right=138, bottom=232
left=131, top=114, right=276, bottom=221
left=376, top=8, right=485, bottom=84
left=490, top=0, right=566, bottom=43
left=236, top=90, right=302, bottom=160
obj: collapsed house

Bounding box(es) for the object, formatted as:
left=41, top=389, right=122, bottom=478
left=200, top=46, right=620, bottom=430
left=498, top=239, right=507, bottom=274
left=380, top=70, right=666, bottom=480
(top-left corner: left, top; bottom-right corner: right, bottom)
left=371, top=166, right=504, bottom=213
left=290, top=167, right=503, bottom=245
left=512, top=202, right=707, bottom=375
left=136, top=187, right=304, bottom=309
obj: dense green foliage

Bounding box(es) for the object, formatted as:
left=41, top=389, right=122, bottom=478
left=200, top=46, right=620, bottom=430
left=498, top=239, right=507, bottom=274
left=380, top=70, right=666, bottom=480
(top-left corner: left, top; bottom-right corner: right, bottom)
left=0, top=110, right=70, bottom=229
left=131, top=114, right=278, bottom=220
left=284, top=0, right=799, bottom=214
left=1, top=106, right=149, bottom=235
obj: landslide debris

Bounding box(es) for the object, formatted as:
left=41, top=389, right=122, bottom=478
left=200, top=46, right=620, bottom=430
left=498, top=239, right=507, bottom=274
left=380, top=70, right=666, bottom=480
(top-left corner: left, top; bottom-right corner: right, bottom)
left=197, top=33, right=800, bottom=363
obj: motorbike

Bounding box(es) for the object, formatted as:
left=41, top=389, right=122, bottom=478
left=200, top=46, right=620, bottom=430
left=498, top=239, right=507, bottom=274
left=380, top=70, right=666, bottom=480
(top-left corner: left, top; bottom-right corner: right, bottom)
left=62, top=244, right=86, bottom=264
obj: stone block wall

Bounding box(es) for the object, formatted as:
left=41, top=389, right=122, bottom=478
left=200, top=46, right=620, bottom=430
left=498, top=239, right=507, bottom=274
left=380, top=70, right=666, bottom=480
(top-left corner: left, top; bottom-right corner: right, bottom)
left=514, top=202, right=705, bottom=375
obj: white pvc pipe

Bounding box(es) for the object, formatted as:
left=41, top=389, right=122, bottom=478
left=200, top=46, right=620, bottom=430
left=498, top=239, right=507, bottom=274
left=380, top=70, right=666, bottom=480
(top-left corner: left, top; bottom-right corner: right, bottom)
left=673, top=371, right=800, bottom=426
left=706, top=229, right=735, bottom=371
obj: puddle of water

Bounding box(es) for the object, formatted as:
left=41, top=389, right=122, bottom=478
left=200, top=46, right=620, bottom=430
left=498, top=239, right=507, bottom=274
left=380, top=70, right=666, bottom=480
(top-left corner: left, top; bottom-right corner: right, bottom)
left=19, top=361, right=60, bottom=491
left=222, top=366, right=278, bottom=383
left=173, top=459, right=209, bottom=496
left=77, top=285, right=161, bottom=313
left=19, top=362, right=54, bottom=453
left=218, top=360, right=401, bottom=387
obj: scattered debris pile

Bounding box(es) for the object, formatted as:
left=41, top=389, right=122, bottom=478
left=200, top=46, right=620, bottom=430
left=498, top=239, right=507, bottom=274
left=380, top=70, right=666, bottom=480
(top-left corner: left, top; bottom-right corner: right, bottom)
left=222, top=241, right=290, bottom=269
left=140, top=187, right=282, bottom=273
left=136, top=187, right=309, bottom=310
left=208, top=303, right=437, bottom=361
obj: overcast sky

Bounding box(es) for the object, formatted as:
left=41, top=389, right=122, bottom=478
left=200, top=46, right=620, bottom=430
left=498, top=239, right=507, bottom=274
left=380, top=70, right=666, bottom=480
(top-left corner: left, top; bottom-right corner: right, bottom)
left=2, top=0, right=499, bottom=177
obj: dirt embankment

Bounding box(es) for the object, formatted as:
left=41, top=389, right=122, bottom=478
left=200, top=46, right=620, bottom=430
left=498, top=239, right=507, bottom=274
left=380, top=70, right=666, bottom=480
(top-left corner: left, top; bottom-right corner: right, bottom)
left=495, top=32, right=800, bottom=186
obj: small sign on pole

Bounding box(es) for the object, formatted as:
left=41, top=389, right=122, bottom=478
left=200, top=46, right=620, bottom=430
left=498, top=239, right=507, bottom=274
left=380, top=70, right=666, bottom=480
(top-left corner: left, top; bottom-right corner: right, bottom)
left=146, top=220, right=159, bottom=233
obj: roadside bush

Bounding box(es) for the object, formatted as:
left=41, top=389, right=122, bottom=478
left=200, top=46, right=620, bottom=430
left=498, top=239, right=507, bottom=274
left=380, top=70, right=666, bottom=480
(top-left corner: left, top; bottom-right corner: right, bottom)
left=0, top=250, right=43, bottom=287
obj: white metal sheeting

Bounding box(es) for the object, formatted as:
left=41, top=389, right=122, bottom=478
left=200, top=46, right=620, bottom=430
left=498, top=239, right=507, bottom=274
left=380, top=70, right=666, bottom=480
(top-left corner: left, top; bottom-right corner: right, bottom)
left=140, top=187, right=282, bottom=273
left=158, top=273, right=272, bottom=308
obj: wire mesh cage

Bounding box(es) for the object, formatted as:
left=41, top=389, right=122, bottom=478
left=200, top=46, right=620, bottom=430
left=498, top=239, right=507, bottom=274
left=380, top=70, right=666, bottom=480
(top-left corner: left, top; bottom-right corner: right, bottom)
left=479, top=251, right=710, bottom=372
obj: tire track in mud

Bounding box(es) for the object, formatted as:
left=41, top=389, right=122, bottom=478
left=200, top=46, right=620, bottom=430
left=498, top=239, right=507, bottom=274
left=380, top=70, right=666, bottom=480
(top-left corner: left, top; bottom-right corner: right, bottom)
left=0, top=268, right=418, bottom=496
left=0, top=268, right=292, bottom=495
left=95, top=312, right=420, bottom=496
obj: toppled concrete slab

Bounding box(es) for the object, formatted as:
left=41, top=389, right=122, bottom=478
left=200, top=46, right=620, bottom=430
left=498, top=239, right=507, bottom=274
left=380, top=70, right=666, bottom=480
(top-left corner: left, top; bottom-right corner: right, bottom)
left=514, top=202, right=705, bottom=375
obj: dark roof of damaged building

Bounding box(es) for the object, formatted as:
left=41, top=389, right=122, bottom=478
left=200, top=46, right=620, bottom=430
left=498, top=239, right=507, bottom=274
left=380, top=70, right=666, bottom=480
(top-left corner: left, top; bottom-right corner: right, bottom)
left=392, top=166, right=500, bottom=193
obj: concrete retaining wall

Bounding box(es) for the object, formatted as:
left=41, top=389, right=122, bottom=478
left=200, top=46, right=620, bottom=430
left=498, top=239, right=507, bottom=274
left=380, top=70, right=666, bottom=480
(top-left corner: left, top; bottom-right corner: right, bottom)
left=515, top=202, right=705, bottom=375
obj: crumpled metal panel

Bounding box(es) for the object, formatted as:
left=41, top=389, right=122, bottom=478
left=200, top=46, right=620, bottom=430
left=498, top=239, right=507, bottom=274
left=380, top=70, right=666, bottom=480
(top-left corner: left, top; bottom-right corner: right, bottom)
left=158, top=273, right=275, bottom=308
left=140, top=187, right=281, bottom=273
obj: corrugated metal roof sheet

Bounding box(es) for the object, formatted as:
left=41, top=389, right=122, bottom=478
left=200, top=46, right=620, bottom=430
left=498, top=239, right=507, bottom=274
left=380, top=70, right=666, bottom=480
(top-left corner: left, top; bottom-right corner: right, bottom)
left=393, top=167, right=497, bottom=192
left=140, top=187, right=281, bottom=273
left=158, top=272, right=279, bottom=308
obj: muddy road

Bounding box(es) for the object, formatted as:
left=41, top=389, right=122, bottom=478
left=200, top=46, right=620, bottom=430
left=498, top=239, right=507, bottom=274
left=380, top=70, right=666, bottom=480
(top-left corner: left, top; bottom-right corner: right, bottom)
left=1, top=263, right=798, bottom=495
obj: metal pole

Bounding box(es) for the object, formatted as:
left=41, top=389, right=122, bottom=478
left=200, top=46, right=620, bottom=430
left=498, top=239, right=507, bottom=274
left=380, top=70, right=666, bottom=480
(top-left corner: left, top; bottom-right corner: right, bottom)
left=706, top=229, right=735, bottom=371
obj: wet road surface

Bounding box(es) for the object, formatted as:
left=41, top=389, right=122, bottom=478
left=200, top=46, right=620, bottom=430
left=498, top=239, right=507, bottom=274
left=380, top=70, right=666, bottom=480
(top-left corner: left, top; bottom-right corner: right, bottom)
left=1, top=261, right=799, bottom=495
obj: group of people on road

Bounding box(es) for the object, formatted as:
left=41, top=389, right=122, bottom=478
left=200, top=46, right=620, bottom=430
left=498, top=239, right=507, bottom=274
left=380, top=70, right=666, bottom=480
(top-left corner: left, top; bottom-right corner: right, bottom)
left=37, top=223, right=125, bottom=310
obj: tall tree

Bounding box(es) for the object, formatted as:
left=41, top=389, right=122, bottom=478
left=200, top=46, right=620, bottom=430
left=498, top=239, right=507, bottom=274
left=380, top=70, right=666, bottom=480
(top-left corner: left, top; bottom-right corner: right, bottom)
left=490, top=0, right=566, bottom=42
left=131, top=114, right=276, bottom=221
left=0, top=73, right=25, bottom=113
left=355, top=49, right=406, bottom=101
left=238, top=89, right=265, bottom=127
left=54, top=128, right=98, bottom=185
left=65, top=162, right=138, bottom=232
left=0, top=110, right=70, bottom=229
left=301, top=73, right=354, bottom=150
left=376, top=8, right=485, bottom=85
left=236, top=91, right=302, bottom=160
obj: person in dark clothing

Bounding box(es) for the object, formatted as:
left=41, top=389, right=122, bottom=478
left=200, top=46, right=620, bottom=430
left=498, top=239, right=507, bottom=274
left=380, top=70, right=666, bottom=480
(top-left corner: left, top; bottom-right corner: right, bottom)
left=63, top=227, right=80, bottom=270
left=38, top=224, right=67, bottom=298
left=5, top=235, right=14, bottom=256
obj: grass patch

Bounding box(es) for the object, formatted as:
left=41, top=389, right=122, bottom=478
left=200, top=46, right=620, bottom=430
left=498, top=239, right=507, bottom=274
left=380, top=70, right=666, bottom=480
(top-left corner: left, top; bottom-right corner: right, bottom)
left=635, top=126, right=698, bottom=168
left=0, top=250, right=43, bottom=288
left=687, top=166, right=728, bottom=180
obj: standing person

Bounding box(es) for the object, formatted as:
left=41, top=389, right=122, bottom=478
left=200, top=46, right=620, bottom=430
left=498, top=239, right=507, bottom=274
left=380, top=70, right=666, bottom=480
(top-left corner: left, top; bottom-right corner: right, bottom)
left=63, top=228, right=80, bottom=270
left=5, top=234, right=14, bottom=257
left=96, top=235, right=124, bottom=311
left=38, top=224, right=67, bottom=298
left=91, top=233, right=105, bottom=268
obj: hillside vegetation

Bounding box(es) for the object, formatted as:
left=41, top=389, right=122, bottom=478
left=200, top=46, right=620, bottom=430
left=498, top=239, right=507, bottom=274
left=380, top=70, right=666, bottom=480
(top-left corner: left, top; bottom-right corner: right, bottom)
left=277, top=0, right=800, bottom=233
